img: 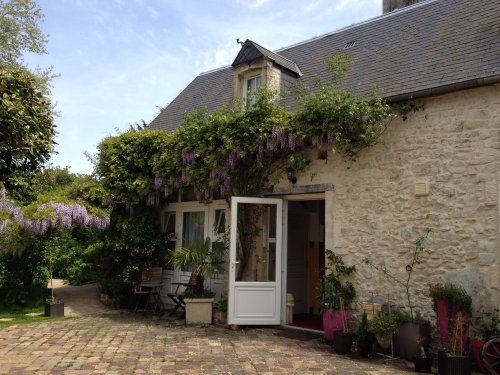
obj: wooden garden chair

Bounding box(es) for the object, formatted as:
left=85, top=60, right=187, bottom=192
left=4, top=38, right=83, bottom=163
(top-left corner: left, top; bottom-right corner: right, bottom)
left=134, top=267, right=163, bottom=313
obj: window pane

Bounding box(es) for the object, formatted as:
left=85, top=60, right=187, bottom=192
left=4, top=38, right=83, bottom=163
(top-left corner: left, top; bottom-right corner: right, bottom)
left=163, top=212, right=176, bottom=270
left=214, top=209, right=226, bottom=234
left=182, top=211, right=205, bottom=247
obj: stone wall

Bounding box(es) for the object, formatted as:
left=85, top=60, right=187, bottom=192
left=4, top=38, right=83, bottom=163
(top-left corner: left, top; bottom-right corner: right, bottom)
left=288, top=83, right=500, bottom=320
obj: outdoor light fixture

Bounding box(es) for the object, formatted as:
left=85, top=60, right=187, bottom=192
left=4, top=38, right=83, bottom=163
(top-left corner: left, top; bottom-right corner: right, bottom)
left=287, top=170, right=297, bottom=184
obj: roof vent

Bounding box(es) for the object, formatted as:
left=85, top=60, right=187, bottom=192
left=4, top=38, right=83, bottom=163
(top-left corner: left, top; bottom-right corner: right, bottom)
left=344, top=40, right=357, bottom=49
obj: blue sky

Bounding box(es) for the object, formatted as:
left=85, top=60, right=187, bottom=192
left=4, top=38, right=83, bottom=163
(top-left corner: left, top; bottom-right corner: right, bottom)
left=28, top=0, right=381, bottom=174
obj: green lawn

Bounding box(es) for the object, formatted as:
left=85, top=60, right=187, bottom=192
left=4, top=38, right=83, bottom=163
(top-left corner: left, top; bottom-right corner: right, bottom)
left=0, top=306, right=65, bottom=329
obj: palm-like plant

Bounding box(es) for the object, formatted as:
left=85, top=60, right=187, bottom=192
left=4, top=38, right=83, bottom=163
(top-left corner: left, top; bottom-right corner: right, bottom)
left=168, top=238, right=225, bottom=296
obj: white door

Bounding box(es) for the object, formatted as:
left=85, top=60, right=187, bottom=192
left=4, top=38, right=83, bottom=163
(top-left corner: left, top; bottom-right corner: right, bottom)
left=228, top=197, right=283, bottom=325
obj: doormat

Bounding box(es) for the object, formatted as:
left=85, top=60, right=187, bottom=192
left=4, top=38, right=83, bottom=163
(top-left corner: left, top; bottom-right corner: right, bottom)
left=274, top=329, right=322, bottom=341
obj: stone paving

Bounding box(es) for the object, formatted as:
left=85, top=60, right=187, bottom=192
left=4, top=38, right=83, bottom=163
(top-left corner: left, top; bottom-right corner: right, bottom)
left=0, top=281, right=420, bottom=374
left=0, top=314, right=419, bottom=375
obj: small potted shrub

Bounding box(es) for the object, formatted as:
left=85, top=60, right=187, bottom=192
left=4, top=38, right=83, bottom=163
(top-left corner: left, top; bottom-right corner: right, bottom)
left=317, top=250, right=356, bottom=342
left=368, top=313, right=399, bottom=352
left=356, top=313, right=375, bottom=357
left=412, top=341, right=433, bottom=373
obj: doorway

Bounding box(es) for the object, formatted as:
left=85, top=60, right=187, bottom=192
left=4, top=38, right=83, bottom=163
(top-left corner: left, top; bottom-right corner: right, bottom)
left=285, top=199, right=325, bottom=331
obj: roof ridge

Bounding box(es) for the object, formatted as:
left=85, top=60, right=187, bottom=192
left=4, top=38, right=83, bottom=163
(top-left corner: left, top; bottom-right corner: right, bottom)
left=274, top=0, right=438, bottom=53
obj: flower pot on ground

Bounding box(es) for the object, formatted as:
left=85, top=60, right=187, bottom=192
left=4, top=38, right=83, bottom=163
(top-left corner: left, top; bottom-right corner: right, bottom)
left=45, top=299, right=64, bottom=317
left=438, top=350, right=472, bottom=375
left=469, top=338, right=486, bottom=373
left=333, top=300, right=353, bottom=355
left=185, top=296, right=214, bottom=324
left=368, top=313, right=399, bottom=352
left=412, top=353, right=433, bottom=373
left=317, top=250, right=356, bottom=343
left=356, top=313, right=375, bottom=357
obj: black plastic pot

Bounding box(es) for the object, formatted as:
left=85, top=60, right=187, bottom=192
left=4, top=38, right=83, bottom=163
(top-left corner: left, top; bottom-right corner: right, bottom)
left=45, top=301, right=64, bottom=317
left=333, top=331, right=354, bottom=355
left=438, top=350, right=471, bottom=375
left=412, top=354, right=433, bottom=373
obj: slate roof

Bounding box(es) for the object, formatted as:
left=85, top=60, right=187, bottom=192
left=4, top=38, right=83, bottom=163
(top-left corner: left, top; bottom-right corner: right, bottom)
left=149, top=0, right=500, bottom=132
left=232, top=39, right=302, bottom=77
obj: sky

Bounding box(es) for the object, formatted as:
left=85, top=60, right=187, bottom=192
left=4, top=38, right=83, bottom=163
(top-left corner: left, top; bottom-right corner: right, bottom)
left=27, top=0, right=382, bottom=174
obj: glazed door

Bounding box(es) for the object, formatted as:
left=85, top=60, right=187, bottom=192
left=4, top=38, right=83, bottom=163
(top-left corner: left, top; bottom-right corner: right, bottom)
left=228, top=197, right=283, bottom=325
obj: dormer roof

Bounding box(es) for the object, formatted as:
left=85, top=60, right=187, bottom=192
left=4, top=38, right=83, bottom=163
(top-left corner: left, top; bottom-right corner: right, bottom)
left=232, top=39, right=302, bottom=77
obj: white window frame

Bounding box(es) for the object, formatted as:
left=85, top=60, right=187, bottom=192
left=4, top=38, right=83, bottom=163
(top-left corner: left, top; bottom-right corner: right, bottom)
left=243, top=72, right=262, bottom=107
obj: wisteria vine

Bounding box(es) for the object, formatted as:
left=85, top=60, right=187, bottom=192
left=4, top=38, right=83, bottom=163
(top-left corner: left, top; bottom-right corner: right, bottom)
left=0, top=186, right=110, bottom=240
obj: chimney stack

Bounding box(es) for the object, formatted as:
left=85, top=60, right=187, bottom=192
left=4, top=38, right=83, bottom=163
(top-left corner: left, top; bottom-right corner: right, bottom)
left=383, top=0, right=422, bottom=13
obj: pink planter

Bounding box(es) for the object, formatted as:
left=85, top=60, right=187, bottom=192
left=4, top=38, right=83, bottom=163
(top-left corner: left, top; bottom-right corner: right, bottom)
left=470, top=338, right=486, bottom=373
left=436, top=299, right=449, bottom=349
left=323, top=308, right=350, bottom=341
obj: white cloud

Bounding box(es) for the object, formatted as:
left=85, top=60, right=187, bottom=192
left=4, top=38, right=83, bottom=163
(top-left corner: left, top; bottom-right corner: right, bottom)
left=147, top=7, right=160, bottom=20
left=237, top=0, right=269, bottom=9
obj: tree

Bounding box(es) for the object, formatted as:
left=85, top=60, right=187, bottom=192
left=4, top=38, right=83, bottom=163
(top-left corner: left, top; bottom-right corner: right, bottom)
left=0, top=0, right=47, bottom=69
left=0, top=69, right=55, bottom=198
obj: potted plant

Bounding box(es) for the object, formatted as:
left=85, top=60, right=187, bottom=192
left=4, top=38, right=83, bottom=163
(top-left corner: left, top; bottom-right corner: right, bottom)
left=44, top=238, right=64, bottom=317
left=168, top=238, right=224, bottom=324
left=438, top=311, right=472, bottom=375
left=317, top=250, right=356, bottom=343
left=429, top=282, right=472, bottom=351
left=333, top=297, right=354, bottom=355
left=368, top=313, right=399, bottom=352
left=213, top=295, right=228, bottom=325
left=356, top=313, right=375, bottom=357
left=363, top=229, right=432, bottom=360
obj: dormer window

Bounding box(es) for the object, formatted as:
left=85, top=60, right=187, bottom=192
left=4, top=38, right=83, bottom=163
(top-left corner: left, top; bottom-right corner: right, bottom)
left=244, top=73, right=262, bottom=107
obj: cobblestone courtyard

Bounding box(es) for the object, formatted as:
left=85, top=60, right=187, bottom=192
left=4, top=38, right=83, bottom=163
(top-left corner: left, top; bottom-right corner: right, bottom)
left=0, top=281, right=418, bottom=374
left=0, top=313, right=418, bottom=375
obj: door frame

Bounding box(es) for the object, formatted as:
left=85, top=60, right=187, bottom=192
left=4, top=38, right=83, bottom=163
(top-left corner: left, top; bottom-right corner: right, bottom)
left=228, top=196, right=283, bottom=325
left=280, top=193, right=325, bottom=326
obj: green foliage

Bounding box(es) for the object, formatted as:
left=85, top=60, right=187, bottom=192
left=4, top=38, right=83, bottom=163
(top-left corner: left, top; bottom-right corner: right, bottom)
left=317, top=249, right=356, bottom=312
left=95, top=128, right=171, bottom=205
left=429, top=282, right=472, bottom=315
left=0, top=0, right=47, bottom=68
left=90, top=208, right=169, bottom=306
left=368, top=313, right=399, bottom=335
left=0, top=242, right=49, bottom=307
left=0, top=69, right=55, bottom=197
left=168, top=237, right=225, bottom=296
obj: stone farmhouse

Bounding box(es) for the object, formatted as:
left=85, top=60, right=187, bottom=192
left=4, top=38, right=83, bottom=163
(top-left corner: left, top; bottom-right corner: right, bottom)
left=149, top=0, right=500, bottom=327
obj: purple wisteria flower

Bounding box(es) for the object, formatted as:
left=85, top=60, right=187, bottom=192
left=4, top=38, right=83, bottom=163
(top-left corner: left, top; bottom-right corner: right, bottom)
left=154, top=177, right=165, bottom=190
